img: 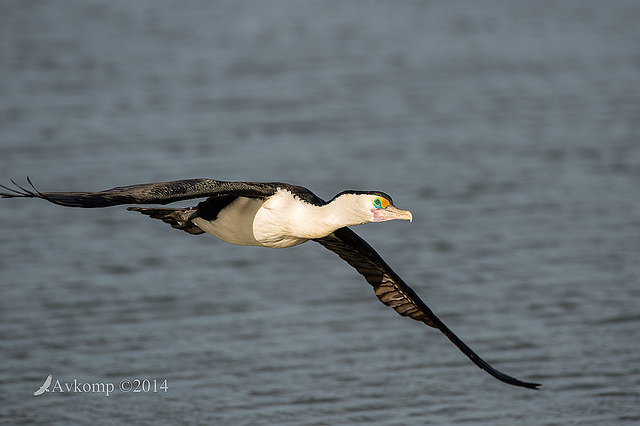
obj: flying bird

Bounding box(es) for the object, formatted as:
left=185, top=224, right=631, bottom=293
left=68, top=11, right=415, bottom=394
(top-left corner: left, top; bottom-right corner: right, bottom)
left=2, top=178, right=540, bottom=389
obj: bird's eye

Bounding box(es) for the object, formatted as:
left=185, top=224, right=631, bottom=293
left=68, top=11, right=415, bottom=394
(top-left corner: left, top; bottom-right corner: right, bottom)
left=373, top=198, right=388, bottom=209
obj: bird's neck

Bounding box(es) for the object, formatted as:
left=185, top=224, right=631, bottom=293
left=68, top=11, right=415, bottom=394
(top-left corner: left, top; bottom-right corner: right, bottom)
left=313, top=194, right=371, bottom=234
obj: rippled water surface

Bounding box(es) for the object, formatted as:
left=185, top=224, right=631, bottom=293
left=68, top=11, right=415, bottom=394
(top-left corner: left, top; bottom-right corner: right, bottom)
left=1, top=1, right=639, bottom=424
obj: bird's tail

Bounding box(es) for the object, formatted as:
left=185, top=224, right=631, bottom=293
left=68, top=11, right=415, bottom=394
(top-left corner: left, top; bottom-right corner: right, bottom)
left=127, top=207, right=204, bottom=235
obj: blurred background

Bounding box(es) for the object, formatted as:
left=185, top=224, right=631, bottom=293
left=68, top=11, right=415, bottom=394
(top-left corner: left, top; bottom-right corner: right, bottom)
left=1, top=1, right=639, bottom=424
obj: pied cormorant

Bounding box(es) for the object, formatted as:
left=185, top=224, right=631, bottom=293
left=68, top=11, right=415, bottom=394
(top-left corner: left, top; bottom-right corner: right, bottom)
left=1, top=177, right=540, bottom=389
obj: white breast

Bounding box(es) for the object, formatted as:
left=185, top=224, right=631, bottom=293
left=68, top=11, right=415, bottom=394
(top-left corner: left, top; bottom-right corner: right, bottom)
left=193, top=190, right=337, bottom=249
left=252, top=189, right=336, bottom=248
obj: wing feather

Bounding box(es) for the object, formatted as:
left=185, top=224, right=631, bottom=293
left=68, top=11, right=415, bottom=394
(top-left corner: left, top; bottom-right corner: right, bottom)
left=315, top=227, right=540, bottom=389
left=0, top=177, right=320, bottom=208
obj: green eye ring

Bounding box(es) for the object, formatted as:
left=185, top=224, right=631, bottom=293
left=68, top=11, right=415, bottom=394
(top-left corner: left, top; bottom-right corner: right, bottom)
left=373, top=198, right=388, bottom=209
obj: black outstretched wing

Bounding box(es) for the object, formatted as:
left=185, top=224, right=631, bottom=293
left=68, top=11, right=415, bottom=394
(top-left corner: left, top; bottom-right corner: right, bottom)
left=315, top=227, right=540, bottom=389
left=0, top=177, right=322, bottom=208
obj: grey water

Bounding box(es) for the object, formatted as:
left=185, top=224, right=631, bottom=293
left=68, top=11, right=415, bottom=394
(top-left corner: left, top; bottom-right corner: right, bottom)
left=1, top=1, right=639, bottom=424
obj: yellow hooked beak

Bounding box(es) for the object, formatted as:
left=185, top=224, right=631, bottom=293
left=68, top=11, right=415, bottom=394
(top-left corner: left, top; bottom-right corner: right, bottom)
left=374, top=205, right=413, bottom=222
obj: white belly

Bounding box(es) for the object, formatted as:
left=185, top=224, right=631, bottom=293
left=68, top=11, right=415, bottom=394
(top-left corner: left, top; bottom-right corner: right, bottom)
left=191, top=195, right=311, bottom=248
left=192, top=197, right=263, bottom=246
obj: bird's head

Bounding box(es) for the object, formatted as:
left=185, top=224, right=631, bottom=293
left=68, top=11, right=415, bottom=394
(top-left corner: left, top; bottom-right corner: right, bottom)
left=331, top=191, right=413, bottom=225
left=367, top=193, right=413, bottom=223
